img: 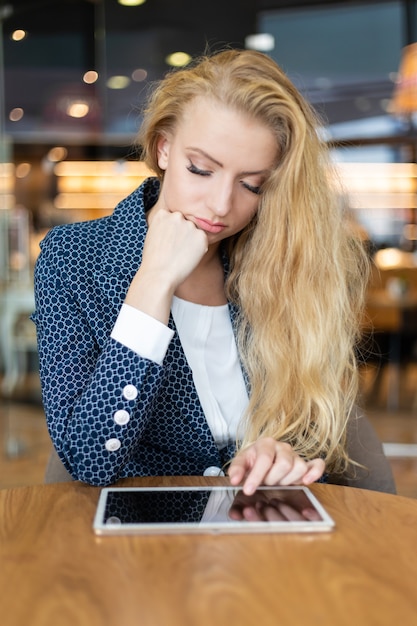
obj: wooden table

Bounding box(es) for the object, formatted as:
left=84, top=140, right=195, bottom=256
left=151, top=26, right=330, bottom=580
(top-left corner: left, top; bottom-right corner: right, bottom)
left=1, top=476, right=417, bottom=626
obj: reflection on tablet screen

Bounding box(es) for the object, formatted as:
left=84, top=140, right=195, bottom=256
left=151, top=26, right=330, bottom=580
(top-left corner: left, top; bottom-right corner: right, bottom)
left=102, top=488, right=324, bottom=526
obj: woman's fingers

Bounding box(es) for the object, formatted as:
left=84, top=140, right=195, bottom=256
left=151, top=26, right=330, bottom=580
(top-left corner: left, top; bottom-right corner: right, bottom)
left=300, top=459, right=326, bottom=485
left=228, top=438, right=325, bottom=495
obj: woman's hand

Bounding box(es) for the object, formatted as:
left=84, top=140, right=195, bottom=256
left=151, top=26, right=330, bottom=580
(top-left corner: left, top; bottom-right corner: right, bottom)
left=142, top=207, right=209, bottom=289
left=228, top=437, right=325, bottom=496
left=125, top=208, right=208, bottom=323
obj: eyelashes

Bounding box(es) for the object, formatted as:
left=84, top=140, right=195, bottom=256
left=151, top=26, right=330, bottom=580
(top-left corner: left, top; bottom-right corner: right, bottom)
left=187, top=160, right=262, bottom=195
left=186, top=162, right=211, bottom=177
left=242, top=182, right=261, bottom=195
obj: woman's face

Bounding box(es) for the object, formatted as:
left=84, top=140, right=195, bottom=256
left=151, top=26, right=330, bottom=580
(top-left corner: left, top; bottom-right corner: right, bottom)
left=155, top=97, right=278, bottom=247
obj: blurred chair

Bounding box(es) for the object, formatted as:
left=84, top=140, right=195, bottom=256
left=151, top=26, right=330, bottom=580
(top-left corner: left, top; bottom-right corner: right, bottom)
left=363, top=259, right=417, bottom=410
left=0, top=208, right=37, bottom=456
left=0, top=285, right=36, bottom=396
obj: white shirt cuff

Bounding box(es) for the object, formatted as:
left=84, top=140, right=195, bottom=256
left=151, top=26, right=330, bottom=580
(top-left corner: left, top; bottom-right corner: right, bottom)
left=111, top=303, right=174, bottom=365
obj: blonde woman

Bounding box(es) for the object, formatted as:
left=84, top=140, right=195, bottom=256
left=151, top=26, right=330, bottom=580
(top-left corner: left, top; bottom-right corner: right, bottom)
left=33, top=49, right=395, bottom=493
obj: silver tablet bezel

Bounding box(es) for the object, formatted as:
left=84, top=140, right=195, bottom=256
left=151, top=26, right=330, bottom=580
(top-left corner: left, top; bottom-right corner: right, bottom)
left=93, top=485, right=335, bottom=535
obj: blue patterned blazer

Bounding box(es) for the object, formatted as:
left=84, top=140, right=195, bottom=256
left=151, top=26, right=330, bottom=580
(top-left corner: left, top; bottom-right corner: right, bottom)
left=33, top=177, right=239, bottom=485
left=34, top=177, right=396, bottom=493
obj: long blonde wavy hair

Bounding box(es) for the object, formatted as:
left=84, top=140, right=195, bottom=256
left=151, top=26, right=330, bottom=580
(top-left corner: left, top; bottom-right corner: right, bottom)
left=138, top=49, right=369, bottom=475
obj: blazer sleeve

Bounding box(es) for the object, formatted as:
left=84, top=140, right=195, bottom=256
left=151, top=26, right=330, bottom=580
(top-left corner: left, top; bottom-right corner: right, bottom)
left=327, top=406, right=397, bottom=494
left=33, top=229, right=167, bottom=485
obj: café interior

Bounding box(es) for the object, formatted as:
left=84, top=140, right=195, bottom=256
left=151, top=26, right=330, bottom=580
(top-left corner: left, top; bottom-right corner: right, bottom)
left=1, top=0, right=417, bottom=496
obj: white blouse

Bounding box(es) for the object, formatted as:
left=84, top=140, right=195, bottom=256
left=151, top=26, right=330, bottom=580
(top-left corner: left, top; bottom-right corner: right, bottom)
left=171, top=296, right=248, bottom=448
left=111, top=299, right=248, bottom=448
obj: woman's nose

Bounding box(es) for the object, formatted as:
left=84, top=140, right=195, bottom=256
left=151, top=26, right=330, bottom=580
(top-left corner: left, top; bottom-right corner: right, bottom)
left=210, top=182, right=234, bottom=217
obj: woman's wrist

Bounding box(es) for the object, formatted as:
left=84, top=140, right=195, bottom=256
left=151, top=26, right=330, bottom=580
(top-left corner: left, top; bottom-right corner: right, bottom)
left=124, top=268, right=176, bottom=325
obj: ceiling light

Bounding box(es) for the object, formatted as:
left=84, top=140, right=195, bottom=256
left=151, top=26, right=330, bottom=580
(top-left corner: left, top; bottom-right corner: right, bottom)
left=165, top=52, right=191, bottom=67
left=47, top=147, right=68, bottom=163
left=245, top=33, right=275, bottom=52
left=83, top=70, right=99, bottom=84
left=118, top=0, right=146, bottom=6
left=132, top=68, right=148, bottom=82
left=11, top=29, right=27, bottom=42
left=9, top=108, right=24, bottom=122
left=107, top=75, right=131, bottom=89
left=66, top=102, right=90, bottom=118
left=15, top=163, right=31, bottom=178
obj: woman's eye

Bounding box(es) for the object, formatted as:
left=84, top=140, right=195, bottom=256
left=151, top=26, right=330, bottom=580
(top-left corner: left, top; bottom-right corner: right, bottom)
left=242, top=181, right=261, bottom=195
left=187, top=162, right=211, bottom=177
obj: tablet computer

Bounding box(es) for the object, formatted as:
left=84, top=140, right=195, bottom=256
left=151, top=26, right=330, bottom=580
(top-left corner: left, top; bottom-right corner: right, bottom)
left=93, top=485, right=335, bottom=535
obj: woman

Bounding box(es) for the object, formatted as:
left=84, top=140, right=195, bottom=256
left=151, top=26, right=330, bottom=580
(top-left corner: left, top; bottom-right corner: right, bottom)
left=33, top=49, right=395, bottom=493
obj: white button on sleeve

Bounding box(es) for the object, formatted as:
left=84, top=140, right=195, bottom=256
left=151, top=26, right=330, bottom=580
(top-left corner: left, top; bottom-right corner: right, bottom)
left=203, top=466, right=225, bottom=477
left=122, top=384, right=138, bottom=400
left=106, top=517, right=122, bottom=526
left=113, top=409, right=130, bottom=425
left=105, top=438, right=121, bottom=452
left=111, top=303, right=174, bottom=365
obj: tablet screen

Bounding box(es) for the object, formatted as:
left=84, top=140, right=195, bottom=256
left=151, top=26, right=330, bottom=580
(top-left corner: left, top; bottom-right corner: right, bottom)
left=93, top=486, right=335, bottom=535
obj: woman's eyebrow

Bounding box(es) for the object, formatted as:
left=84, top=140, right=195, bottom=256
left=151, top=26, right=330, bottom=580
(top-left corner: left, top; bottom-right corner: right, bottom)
left=187, top=147, right=223, bottom=167
left=187, top=146, right=270, bottom=176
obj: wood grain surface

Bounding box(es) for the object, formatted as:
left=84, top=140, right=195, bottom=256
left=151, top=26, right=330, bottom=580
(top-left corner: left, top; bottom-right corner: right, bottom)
left=1, top=476, right=416, bottom=626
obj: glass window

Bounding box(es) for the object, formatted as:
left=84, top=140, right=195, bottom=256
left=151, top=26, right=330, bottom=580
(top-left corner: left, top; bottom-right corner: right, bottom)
left=258, top=1, right=404, bottom=140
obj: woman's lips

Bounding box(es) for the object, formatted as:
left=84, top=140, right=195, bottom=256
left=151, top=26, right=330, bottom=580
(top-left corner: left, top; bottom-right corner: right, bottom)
left=194, top=217, right=226, bottom=234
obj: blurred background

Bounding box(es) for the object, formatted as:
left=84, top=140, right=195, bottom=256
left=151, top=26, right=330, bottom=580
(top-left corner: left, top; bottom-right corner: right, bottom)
left=1, top=0, right=417, bottom=494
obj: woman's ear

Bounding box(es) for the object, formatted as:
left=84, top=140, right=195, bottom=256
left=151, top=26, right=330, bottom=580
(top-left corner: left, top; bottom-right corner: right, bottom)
left=156, top=134, right=170, bottom=171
